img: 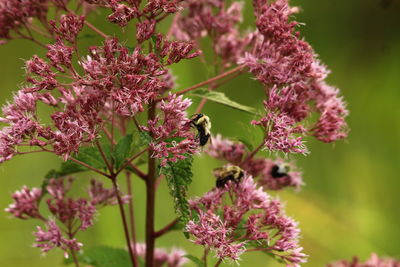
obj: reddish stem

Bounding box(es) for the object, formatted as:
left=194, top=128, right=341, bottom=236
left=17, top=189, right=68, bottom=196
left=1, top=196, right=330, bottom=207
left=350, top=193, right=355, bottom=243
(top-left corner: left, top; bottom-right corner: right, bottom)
left=239, top=142, right=265, bottom=167
left=112, top=177, right=137, bottom=267
left=156, top=65, right=244, bottom=102
left=145, top=102, right=157, bottom=267
left=126, top=172, right=139, bottom=267
left=154, top=218, right=178, bottom=238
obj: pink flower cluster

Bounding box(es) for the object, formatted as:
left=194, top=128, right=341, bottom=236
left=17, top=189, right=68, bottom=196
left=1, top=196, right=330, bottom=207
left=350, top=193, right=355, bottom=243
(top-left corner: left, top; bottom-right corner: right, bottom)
left=142, top=94, right=199, bottom=166
left=206, top=134, right=303, bottom=190
left=186, top=176, right=306, bottom=264
left=4, top=186, right=42, bottom=219
left=0, top=30, right=200, bottom=162
left=133, top=243, right=188, bottom=267
left=34, top=219, right=83, bottom=258
left=327, top=253, right=400, bottom=267
left=5, top=176, right=128, bottom=256
left=0, top=0, right=48, bottom=40
left=172, top=0, right=248, bottom=67
left=239, top=0, right=348, bottom=153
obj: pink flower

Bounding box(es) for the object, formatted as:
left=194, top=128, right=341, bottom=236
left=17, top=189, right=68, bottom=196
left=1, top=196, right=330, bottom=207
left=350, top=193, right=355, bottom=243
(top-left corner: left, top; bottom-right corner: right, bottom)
left=132, top=243, right=188, bottom=267
left=206, top=135, right=304, bottom=190
left=142, top=94, right=199, bottom=166
left=0, top=0, right=49, bottom=39
left=136, top=19, right=156, bottom=43
left=327, top=253, right=400, bottom=267
left=187, top=176, right=307, bottom=264
left=46, top=38, right=73, bottom=72
left=88, top=179, right=130, bottom=206
left=155, top=34, right=201, bottom=65
left=46, top=178, right=96, bottom=231
left=205, top=134, right=246, bottom=165
left=108, top=2, right=139, bottom=27
left=50, top=14, right=85, bottom=43
left=34, top=219, right=83, bottom=257
left=5, top=186, right=43, bottom=219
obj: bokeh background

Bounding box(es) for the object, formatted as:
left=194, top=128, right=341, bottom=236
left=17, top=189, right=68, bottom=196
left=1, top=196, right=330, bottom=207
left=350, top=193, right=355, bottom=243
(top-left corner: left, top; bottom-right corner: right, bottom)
left=1, top=0, right=400, bottom=266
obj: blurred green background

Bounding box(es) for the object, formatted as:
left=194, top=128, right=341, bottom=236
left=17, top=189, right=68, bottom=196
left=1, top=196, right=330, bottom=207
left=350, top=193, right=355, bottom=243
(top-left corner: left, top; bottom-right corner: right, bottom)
left=1, top=0, right=400, bottom=266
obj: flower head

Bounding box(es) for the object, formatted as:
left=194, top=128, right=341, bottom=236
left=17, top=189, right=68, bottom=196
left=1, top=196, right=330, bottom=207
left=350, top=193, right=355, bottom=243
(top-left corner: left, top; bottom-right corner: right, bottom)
left=34, top=219, right=83, bottom=258
left=133, top=243, right=188, bottom=267
left=142, top=94, right=199, bottom=166
left=206, top=135, right=304, bottom=191
left=5, top=186, right=42, bottom=219
left=187, top=176, right=306, bottom=264
left=327, top=253, right=400, bottom=267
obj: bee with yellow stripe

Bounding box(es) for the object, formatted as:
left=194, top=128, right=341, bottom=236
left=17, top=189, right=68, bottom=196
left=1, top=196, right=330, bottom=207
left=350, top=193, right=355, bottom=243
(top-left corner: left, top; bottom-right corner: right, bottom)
left=190, top=113, right=211, bottom=146
left=213, top=165, right=244, bottom=188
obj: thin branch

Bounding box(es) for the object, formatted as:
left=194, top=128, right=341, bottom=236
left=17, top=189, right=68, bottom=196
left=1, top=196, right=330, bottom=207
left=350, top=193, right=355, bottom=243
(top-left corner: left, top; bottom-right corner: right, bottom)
left=70, top=248, right=81, bottom=267
left=115, top=148, right=148, bottom=176
left=84, top=21, right=109, bottom=39
left=239, top=142, right=265, bottom=167
left=128, top=163, right=148, bottom=181
left=156, top=65, right=244, bottom=102
left=112, top=177, right=137, bottom=267
left=126, top=172, right=139, bottom=267
left=95, top=140, right=113, bottom=174
left=145, top=102, right=157, bottom=267
left=154, top=218, right=178, bottom=238
left=214, top=259, right=222, bottom=267
left=69, top=157, right=111, bottom=178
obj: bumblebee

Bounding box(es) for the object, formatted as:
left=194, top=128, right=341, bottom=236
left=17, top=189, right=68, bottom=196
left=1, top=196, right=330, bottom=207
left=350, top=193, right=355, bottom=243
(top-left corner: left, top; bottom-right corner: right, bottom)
left=213, top=165, right=244, bottom=188
left=270, top=163, right=290, bottom=178
left=190, top=113, right=211, bottom=146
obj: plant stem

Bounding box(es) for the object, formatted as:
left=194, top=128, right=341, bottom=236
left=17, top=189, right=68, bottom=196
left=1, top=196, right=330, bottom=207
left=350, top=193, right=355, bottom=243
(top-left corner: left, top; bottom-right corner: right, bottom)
left=145, top=102, right=157, bottom=267
left=70, top=248, right=80, bottom=267
left=239, top=141, right=265, bottom=167
left=156, top=65, right=244, bottom=102
left=214, top=259, right=222, bottom=267
left=95, top=140, right=113, bottom=174
left=126, top=172, right=139, bottom=267
left=111, top=177, right=137, bottom=267
left=154, top=218, right=178, bottom=238
left=69, top=157, right=111, bottom=178
left=202, top=248, right=209, bottom=267
left=84, top=21, right=109, bottom=39
left=116, top=148, right=148, bottom=175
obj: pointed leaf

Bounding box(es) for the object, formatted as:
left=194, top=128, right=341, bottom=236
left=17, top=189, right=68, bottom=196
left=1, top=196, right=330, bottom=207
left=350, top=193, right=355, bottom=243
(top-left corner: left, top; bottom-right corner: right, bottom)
left=189, top=89, right=258, bottom=115
left=113, top=134, right=133, bottom=169
left=64, top=246, right=131, bottom=267
left=184, top=255, right=206, bottom=267
left=160, top=155, right=193, bottom=229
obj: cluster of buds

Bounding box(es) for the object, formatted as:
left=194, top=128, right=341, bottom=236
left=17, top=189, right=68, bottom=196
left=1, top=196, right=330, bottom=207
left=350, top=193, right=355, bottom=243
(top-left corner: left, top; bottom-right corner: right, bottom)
left=187, top=176, right=306, bottom=265
left=327, top=253, right=400, bottom=267
left=5, top=177, right=128, bottom=257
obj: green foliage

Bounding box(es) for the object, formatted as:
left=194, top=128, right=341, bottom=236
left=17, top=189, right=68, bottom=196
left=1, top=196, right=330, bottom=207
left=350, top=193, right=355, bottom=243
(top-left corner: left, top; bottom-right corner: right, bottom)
left=138, top=131, right=152, bottom=146
left=64, top=246, right=136, bottom=267
left=189, top=89, right=258, bottom=115
left=183, top=254, right=206, bottom=267
left=113, top=134, right=133, bottom=170
left=160, top=155, right=194, bottom=232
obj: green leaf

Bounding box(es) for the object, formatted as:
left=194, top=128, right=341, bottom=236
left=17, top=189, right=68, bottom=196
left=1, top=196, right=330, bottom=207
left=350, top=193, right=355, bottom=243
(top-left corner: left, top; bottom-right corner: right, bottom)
left=64, top=246, right=132, bottom=267
left=183, top=255, right=205, bottom=267
left=189, top=89, right=258, bottom=115
left=160, top=155, right=193, bottom=230
left=138, top=131, right=152, bottom=146
left=113, top=134, right=133, bottom=169
left=75, top=146, right=108, bottom=170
